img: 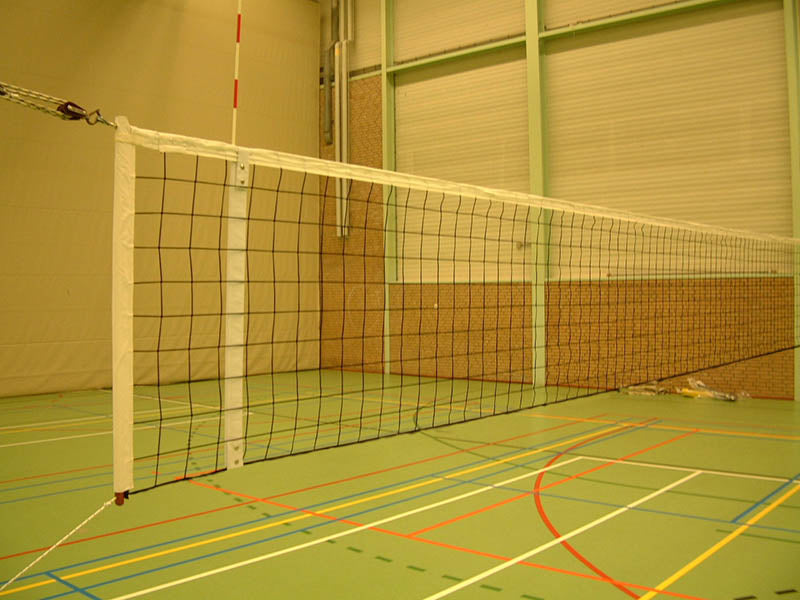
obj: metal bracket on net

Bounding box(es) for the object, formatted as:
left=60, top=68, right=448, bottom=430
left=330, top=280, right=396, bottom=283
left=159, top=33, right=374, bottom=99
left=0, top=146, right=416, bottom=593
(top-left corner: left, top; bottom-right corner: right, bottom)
left=0, top=79, right=116, bottom=128
left=57, top=101, right=116, bottom=127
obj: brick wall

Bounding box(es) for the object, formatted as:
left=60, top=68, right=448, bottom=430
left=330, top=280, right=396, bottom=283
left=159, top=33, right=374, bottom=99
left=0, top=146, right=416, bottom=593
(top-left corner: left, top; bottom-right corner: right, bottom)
left=319, top=76, right=386, bottom=372
left=546, top=277, right=794, bottom=399
left=318, top=76, right=795, bottom=400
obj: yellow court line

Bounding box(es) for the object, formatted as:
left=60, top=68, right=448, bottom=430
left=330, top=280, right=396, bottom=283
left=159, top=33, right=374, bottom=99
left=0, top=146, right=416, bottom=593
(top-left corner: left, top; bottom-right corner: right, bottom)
left=524, top=413, right=800, bottom=441
left=639, top=483, right=800, bottom=600
left=0, top=424, right=627, bottom=597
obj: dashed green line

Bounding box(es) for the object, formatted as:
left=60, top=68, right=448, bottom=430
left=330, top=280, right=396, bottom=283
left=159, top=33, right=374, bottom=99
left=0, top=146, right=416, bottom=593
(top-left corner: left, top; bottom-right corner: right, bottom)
left=480, top=584, right=502, bottom=592
left=407, top=565, right=426, bottom=572
left=347, top=546, right=363, bottom=553
left=442, top=575, right=463, bottom=582
left=521, top=595, right=544, bottom=600
left=375, top=556, right=393, bottom=563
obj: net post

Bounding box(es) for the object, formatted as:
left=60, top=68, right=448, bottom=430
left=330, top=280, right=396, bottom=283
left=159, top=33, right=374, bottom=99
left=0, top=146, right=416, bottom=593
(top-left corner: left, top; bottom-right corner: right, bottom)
left=532, top=209, right=550, bottom=388
left=530, top=210, right=549, bottom=395
left=224, top=151, right=248, bottom=470
left=381, top=0, right=396, bottom=375
left=383, top=186, right=397, bottom=374
left=112, top=116, right=135, bottom=501
left=784, top=0, right=800, bottom=401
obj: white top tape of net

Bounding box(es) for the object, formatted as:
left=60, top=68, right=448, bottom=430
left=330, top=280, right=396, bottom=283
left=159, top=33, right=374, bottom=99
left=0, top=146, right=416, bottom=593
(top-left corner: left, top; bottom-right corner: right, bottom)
left=117, top=118, right=800, bottom=248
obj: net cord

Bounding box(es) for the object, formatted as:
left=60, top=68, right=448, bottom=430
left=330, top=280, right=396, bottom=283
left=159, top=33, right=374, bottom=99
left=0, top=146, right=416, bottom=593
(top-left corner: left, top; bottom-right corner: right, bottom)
left=0, top=497, right=116, bottom=594
left=117, top=120, right=800, bottom=247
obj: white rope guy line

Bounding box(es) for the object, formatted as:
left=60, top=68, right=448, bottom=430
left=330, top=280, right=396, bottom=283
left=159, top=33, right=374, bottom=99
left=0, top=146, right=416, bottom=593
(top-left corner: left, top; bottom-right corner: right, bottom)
left=0, top=497, right=116, bottom=594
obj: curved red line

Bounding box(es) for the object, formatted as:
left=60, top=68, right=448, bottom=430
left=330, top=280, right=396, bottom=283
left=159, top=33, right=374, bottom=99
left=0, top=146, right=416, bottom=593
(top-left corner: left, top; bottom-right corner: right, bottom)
left=533, top=429, right=647, bottom=599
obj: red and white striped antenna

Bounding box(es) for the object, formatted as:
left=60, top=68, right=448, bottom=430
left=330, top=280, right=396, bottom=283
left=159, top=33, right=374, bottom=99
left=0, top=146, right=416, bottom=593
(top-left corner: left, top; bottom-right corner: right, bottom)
left=231, top=0, right=243, bottom=145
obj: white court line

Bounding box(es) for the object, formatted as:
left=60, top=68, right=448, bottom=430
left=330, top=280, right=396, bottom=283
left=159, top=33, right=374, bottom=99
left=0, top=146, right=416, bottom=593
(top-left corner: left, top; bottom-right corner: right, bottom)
left=98, top=388, right=222, bottom=412
left=578, top=455, right=796, bottom=483
left=0, top=415, right=223, bottom=449
left=1, top=394, right=222, bottom=432
left=107, top=457, right=586, bottom=600
left=423, top=470, right=702, bottom=600
left=0, top=415, right=110, bottom=431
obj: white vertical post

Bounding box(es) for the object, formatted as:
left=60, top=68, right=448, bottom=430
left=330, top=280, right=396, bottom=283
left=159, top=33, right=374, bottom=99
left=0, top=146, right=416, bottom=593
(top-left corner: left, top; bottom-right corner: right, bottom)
left=334, top=0, right=351, bottom=237
left=381, top=0, right=396, bottom=374
left=224, top=151, right=249, bottom=470
left=112, top=117, right=135, bottom=504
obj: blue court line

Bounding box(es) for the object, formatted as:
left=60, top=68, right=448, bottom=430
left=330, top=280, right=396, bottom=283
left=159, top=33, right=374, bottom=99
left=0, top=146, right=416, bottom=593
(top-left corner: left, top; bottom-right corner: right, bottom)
left=18, top=420, right=655, bottom=596
left=44, top=572, right=102, bottom=600
left=51, top=404, right=110, bottom=419
left=73, top=436, right=800, bottom=599
left=39, top=422, right=710, bottom=597
left=730, top=471, right=800, bottom=524
left=34, top=416, right=795, bottom=598
left=41, top=472, right=800, bottom=600
left=7, top=419, right=625, bottom=587
left=440, top=475, right=800, bottom=536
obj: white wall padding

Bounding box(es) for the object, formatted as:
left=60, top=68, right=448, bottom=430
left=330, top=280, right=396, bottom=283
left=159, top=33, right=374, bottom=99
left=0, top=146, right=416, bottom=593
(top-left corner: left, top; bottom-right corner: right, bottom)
left=396, top=50, right=529, bottom=194
left=395, top=49, right=529, bottom=281
left=544, top=0, right=792, bottom=236
left=353, top=0, right=381, bottom=71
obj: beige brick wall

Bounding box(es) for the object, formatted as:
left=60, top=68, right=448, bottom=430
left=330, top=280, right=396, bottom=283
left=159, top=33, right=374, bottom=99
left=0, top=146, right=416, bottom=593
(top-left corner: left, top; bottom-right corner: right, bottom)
left=546, top=277, right=794, bottom=399
left=320, top=76, right=386, bottom=372
left=318, top=76, right=795, bottom=400
left=388, top=283, right=533, bottom=383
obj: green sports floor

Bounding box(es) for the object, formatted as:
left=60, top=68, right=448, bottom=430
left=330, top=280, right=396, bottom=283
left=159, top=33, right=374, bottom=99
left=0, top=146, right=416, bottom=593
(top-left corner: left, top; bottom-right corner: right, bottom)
left=1, top=381, right=799, bottom=599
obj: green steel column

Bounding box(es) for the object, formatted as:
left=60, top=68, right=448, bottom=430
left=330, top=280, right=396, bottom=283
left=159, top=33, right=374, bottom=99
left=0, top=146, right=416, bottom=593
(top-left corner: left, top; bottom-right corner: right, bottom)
left=526, top=0, right=548, bottom=394
left=382, top=0, right=396, bottom=375
left=784, top=0, right=800, bottom=401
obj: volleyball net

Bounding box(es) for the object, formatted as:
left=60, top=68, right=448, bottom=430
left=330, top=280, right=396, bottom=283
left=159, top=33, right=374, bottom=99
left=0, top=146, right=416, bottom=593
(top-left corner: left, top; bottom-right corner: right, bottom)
left=112, top=118, right=800, bottom=502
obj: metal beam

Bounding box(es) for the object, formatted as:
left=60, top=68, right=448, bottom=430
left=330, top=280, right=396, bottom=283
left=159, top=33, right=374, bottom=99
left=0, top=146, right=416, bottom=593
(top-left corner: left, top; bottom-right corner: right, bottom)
left=381, top=0, right=397, bottom=375
left=386, top=35, right=526, bottom=75
left=539, top=0, right=744, bottom=40
left=784, top=0, right=800, bottom=401
left=526, top=0, right=548, bottom=394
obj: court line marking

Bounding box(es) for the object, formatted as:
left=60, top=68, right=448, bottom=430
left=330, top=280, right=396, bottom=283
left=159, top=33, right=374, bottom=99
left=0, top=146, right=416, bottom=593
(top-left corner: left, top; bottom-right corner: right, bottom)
left=3, top=422, right=643, bottom=595
left=577, top=455, right=796, bottom=483
left=409, top=420, right=665, bottom=537
left=423, top=471, right=702, bottom=600
left=0, top=415, right=223, bottom=449
left=92, top=458, right=589, bottom=599
left=196, top=484, right=709, bottom=600
left=0, top=418, right=589, bottom=563
left=638, top=483, right=800, bottom=600
left=44, top=572, right=101, bottom=600
left=0, top=396, right=218, bottom=433
left=0, top=423, right=612, bottom=596
left=523, top=413, right=800, bottom=441
left=730, top=471, right=800, bottom=523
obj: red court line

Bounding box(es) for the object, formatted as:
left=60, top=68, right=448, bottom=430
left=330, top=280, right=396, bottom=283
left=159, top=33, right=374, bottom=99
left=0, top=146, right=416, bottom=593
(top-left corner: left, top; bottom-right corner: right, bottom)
left=0, top=499, right=262, bottom=561
left=0, top=463, right=112, bottom=486
left=0, top=416, right=601, bottom=561
left=258, top=418, right=588, bottom=501
left=533, top=423, right=697, bottom=599
left=191, top=476, right=708, bottom=600
left=407, top=419, right=696, bottom=599
left=408, top=423, right=640, bottom=537
left=532, top=420, right=654, bottom=599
